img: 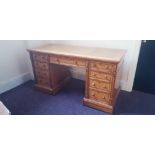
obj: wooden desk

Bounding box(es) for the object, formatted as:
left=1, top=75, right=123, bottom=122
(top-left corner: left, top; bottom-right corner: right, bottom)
left=28, top=44, right=126, bottom=113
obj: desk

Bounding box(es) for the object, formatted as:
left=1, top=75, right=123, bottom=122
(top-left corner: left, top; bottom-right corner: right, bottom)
left=28, top=44, right=126, bottom=113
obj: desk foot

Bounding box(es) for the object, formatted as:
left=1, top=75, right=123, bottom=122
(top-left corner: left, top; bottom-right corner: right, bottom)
left=83, top=98, right=113, bottom=114
left=34, top=85, right=54, bottom=94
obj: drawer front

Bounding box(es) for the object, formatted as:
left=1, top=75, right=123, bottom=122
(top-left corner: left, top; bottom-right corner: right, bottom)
left=90, top=62, right=116, bottom=73
left=89, top=71, right=113, bottom=82
left=50, top=56, right=58, bottom=63
left=33, top=53, right=48, bottom=63
left=35, top=69, right=49, bottom=78
left=34, top=61, right=49, bottom=70
left=59, top=57, right=76, bottom=65
left=89, top=79, right=112, bottom=92
left=50, top=56, right=87, bottom=68
left=50, top=56, right=76, bottom=65
left=76, top=59, right=87, bottom=67
left=89, top=89, right=111, bottom=104
left=33, top=61, right=50, bottom=87
left=37, top=76, right=50, bottom=86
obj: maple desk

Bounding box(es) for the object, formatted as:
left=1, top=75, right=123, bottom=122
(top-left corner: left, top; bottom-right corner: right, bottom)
left=28, top=44, right=125, bottom=113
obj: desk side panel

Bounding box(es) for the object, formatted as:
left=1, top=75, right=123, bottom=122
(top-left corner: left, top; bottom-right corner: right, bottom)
left=29, top=52, right=53, bottom=93
left=50, top=63, right=71, bottom=94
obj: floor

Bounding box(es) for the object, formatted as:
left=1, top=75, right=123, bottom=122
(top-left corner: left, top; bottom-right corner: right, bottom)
left=1, top=79, right=155, bottom=115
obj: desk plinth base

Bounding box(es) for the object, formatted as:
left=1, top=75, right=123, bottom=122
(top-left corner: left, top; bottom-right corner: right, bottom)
left=83, top=98, right=113, bottom=114
left=34, top=85, right=54, bottom=94
left=34, top=77, right=71, bottom=95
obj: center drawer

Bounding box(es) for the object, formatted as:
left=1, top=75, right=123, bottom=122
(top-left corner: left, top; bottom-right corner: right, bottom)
left=89, top=79, right=112, bottom=92
left=58, top=57, right=76, bottom=65
left=50, top=56, right=87, bottom=68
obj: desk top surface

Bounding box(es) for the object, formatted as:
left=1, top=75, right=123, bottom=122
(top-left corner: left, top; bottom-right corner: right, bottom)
left=28, top=44, right=126, bottom=63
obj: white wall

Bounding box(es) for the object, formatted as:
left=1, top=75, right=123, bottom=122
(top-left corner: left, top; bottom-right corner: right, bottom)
left=0, top=40, right=50, bottom=94
left=49, top=40, right=141, bottom=91
left=26, top=40, right=50, bottom=48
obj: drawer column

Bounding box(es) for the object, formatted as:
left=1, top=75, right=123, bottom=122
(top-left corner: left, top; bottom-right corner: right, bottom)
left=83, top=61, right=117, bottom=114
left=30, top=52, right=53, bottom=93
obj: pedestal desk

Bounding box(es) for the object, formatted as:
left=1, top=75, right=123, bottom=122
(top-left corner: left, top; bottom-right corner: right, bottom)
left=28, top=44, right=126, bottom=113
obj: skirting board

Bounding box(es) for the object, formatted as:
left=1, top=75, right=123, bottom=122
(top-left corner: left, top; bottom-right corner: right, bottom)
left=0, top=72, right=32, bottom=94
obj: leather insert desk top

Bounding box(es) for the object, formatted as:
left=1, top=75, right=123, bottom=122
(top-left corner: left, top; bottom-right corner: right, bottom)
left=28, top=44, right=126, bottom=63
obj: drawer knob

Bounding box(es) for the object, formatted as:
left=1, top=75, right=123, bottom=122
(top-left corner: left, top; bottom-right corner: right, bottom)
left=92, top=93, right=95, bottom=96
left=106, top=76, right=109, bottom=80
left=92, top=82, right=95, bottom=86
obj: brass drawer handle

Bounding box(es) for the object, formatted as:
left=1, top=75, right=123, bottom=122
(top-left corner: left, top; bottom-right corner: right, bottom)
left=102, top=97, right=106, bottom=100
left=92, top=82, right=95, bottom=86
left=93, top=73, right=96, bottom=77
left=91, top=93, right=95, bottom=97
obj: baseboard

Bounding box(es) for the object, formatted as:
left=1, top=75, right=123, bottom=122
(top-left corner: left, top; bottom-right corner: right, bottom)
left=120, top=80, right=132, bottom=92
left=0, top=72, right=32, bottom=94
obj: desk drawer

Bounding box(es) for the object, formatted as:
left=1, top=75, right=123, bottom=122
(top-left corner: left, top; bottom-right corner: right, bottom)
left=89, top=79, right=112, bottom=92
left=50, top=56, right=87, bottom=67
left=76, top=60, right=87, bottom=67
left=90, top=61, right=116, bottom=73
left=35, top=69, right=49, bottom=78
left=89, top=71, right=113, bottom=82
left=89, top=89, right=111, bottom=104
left=59, top=57, right=76, bottom=65
left=33, top=61, right=50, bottom=87
left=33, top=53, right=48, bottom=63
left=50, top=56, right=76, bottom=65
left=34, top=61, right=49, bottom=70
